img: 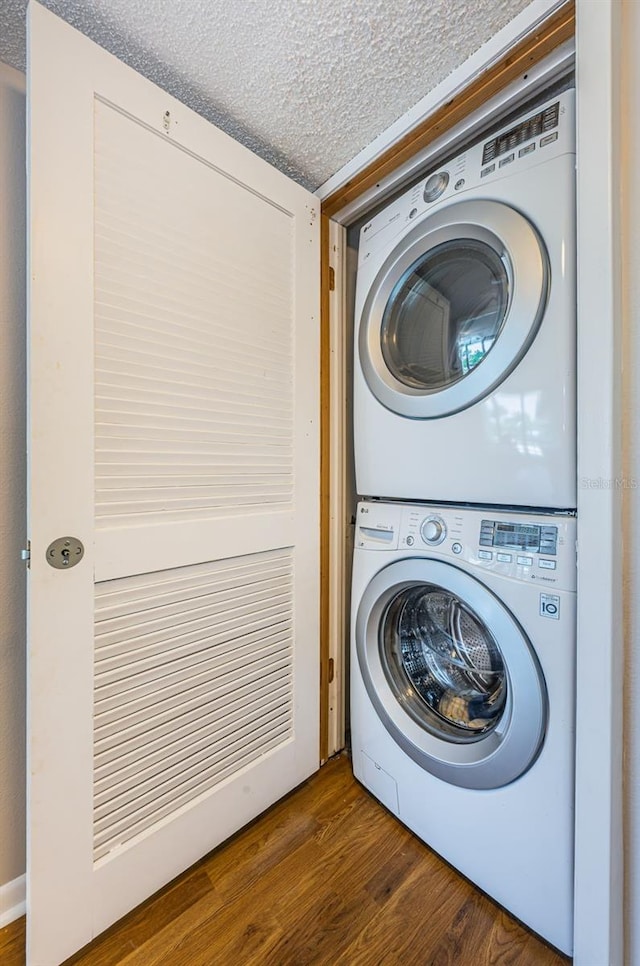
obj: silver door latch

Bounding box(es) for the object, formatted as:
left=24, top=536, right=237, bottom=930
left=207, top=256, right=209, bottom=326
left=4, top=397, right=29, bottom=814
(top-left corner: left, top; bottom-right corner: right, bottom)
left=46, top=537, right=84, bottom=569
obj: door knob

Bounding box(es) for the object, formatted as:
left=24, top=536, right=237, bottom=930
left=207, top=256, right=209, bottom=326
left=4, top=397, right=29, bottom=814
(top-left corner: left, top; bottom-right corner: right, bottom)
left=46, top=537, right=84, bottom=569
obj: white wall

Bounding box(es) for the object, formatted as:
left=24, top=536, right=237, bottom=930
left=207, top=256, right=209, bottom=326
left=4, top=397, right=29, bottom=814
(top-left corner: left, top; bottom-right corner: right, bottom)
left=624, top=0, right=640, bottom=961
left=0, top=60, right=26, bottom=907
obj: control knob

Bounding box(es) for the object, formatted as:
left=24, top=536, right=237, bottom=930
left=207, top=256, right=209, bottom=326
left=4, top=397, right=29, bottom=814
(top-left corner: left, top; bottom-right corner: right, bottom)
left=423, top=171, right=450, bottom=203
left=420, top=515, right=447, bottom=545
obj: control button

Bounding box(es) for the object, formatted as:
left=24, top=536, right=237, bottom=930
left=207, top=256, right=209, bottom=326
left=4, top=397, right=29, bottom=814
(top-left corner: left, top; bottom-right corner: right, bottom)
left=452, top=542, right=463, bottom=555
left=496, top=553, right=512, bottom=563
left=406, top=535, right=414, bottom=546
left=478, top=550, right=493, bottom=561
left=517, top=555, right=533, bottom=566
left=518, top=143, right=535, bottom=157
left=499, top=153, right=515, bottom=167
left=540, top=132, right=558, bottom=148
left=423, top=171, right=450, bottom=202
left=420, top=515, right=447, bottom=545
left=539, top=559, right=557, bottom=570
left=408, top=207, right=418, bottom=219
left=481, top=164, right=495, bottom=178
left=454, top=178, right=465, bottom=190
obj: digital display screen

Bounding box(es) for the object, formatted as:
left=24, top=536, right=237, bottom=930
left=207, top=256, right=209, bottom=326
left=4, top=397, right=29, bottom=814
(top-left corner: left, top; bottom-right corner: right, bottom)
left=493, top=523, right=541, bottom=551
left=480, top=520, right=558, bottom=555
left=482, top=102, right=560, bottom=165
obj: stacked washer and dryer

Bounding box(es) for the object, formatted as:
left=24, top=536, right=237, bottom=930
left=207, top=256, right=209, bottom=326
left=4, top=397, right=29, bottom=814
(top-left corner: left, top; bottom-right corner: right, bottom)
left=350, top=90, right=577, bottom=954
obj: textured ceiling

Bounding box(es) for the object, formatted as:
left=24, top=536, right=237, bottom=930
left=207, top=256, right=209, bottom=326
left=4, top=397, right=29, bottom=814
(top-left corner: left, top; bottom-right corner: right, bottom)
left=0, top=0, right=532, bottom=189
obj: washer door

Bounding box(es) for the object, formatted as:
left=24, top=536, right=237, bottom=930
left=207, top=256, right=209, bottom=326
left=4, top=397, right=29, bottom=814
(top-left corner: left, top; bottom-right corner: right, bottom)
left=359, top=199, right=549, bottom=418
left=356, top=558, right=547, bottom=789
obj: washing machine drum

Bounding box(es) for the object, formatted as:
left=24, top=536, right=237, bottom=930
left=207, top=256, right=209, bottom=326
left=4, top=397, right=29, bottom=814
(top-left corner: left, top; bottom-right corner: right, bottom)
left=359, top=199, right=549, bottom=418
left=356, top=558, right=547, bottom=789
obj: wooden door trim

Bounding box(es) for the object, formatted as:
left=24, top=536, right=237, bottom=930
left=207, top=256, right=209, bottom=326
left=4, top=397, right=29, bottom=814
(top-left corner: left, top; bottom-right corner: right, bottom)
left=319, top=213, right=331, bottom=763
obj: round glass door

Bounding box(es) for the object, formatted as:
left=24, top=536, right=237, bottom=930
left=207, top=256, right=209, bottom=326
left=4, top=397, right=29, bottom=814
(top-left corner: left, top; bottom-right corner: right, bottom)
left=381, top=240, right=509, bottom=393
left=359, top=199, right=549, bottom=419
left=381, top=583, right=507, bottom=740
left=356, top=558, right=547, bottom=789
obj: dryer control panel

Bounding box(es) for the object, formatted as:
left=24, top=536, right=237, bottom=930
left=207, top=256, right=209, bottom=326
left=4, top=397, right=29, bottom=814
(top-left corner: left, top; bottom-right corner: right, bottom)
left=355, top=501, right=577, bottom=593
left=358, top=88, right=575, bottom=269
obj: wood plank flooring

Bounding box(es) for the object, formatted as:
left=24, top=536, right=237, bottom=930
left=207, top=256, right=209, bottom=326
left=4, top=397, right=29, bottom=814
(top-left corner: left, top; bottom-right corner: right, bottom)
left=1, top=754, right=570, bottom=966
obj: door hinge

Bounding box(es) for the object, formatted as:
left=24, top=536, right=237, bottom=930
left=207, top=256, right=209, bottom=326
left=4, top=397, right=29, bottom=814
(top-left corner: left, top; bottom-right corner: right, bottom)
left=328, top=266, right=335, bottom=291
left=21, top=541, right=31, bottom=567
left=328, top=657, right=335, bottom=684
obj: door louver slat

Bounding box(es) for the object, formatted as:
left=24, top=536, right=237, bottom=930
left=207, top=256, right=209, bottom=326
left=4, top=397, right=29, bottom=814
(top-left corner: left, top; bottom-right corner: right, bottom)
left=93, top=722, right=291, bottom=861
left=93, top=549, right=294, bottom=862
left=95, top=587, right=292, bottom=651
left=94, top=118, right=294, bottom=527
left=94, top=688, right=292, bottom=808
left=96, top=571, right=291, bottom=637
left=95, top=671, right=291, bottom=770
left=94, top=628, right=292, bottom=728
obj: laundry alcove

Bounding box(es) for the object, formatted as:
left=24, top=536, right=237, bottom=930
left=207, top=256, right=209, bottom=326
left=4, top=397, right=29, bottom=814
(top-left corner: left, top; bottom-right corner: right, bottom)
left=22, top=1, right=628, bottom=963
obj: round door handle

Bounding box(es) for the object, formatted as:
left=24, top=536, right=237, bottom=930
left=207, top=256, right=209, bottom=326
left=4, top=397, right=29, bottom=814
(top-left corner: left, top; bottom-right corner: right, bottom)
left=46, top=537, right=84, bottom=569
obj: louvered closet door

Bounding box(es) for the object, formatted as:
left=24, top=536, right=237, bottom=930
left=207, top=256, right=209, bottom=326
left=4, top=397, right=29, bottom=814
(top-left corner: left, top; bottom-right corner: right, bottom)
left=27, top=5, right=319, bottom=964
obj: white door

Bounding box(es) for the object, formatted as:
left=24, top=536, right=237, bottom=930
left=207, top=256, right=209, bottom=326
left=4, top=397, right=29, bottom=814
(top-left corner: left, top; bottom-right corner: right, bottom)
left=27, top=4, right=319, bottom=964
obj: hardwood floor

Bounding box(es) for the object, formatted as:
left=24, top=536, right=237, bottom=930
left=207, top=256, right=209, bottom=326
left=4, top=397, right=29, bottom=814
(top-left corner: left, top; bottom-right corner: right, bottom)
left=1, top=754, right=569, bottom=966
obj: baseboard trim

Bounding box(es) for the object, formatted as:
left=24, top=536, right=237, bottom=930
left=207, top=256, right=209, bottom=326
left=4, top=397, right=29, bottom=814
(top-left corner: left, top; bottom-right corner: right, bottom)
left=0, top=873, right=26, bottom=928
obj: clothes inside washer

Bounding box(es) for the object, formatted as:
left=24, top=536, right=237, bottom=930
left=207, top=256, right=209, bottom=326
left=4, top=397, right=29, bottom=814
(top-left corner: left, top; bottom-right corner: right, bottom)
left=382, top=584, right=507, bottom=735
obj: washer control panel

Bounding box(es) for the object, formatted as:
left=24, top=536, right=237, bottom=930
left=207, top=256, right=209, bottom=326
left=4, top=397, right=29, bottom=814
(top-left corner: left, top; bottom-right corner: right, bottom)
left=355, top=501, right=576, bottom=592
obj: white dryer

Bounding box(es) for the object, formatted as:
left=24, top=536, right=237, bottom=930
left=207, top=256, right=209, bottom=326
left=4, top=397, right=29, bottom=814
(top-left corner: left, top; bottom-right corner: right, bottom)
left=354, top=90, right=576, bottom=508
left=351, top=500, right=576, bottom=954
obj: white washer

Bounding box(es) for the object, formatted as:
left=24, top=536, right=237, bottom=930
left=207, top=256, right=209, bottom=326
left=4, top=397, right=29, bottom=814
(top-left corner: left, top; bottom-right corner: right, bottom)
left=351, top=500, right=576, bottom=954
left=354, top=90, right=576, bottom=509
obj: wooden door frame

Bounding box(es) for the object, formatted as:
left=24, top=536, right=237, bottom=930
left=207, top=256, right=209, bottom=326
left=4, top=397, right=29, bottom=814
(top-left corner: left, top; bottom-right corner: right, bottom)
left=318, top=1, right=627, bottom=963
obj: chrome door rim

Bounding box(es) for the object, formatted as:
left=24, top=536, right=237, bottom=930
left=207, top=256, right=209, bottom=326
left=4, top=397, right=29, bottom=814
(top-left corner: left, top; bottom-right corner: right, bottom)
left=356, top=558, right=547, bottom=789
left=358, top=199, right=549, bottom=418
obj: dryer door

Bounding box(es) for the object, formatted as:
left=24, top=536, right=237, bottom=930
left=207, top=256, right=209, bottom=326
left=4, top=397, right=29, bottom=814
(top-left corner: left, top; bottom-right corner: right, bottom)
left=359, top=199, right=549, bottom=418
left=356, top=558, right=547, bottom=789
